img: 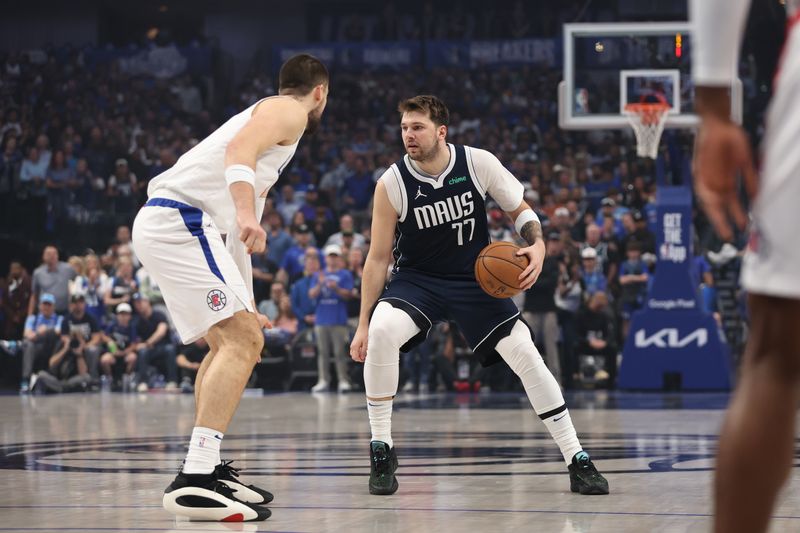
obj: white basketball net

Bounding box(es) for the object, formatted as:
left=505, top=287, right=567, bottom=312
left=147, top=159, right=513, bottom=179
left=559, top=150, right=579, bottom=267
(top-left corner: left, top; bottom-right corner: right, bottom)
left=624, top=104, right=671, bottom=159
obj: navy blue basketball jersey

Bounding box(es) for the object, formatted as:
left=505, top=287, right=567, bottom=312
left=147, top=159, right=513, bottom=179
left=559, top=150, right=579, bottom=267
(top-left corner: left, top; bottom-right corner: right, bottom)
left=392, top=144, right=489, bottom=278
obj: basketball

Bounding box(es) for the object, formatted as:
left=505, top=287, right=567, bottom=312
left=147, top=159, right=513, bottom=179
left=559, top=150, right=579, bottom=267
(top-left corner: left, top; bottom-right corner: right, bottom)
left=475, top=242, right=529, bottom=298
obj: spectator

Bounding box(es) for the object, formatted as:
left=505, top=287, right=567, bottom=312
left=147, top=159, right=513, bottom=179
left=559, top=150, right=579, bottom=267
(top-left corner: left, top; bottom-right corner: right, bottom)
left=622, top=210, right=656, bottom=255
left=133, top=294, right=177, bottom=392
left=30, top=245, right=75, bottom=316
left=291, top=253, right=321, bottom=331
left=488, top=208, right=514, bottom=243
left=98, top=302, right=139, bottom=391
left=277, top=184, right=303, bottom=224
left=580, top=247, right=607, bottom=299
left=522, top=231, right=563, bottom=384
left=105, top=257, right=138, bottom=309
left=309, top=244, right=354, bottom=393
left=1, top=261, right=31, bottom=339
left=582, top=224, right=618, bottom=288
left=341, top=156, right=375, bottom=226
left=45, top=149, right=72, bottom=219
left=273, top=295, right=299, bottom=336
left=0, top=135, right=22, bottom=198
left=30, top=320, right=92, bottom=395
left=346, top=246, right=364, bottom=329
left=252, top=246, right=279, bottom=303
left=618, top=241, right=649, bottom=338
left=258, top=282, right=286, bottom=323
left=106, top=159, right=138, bottom=215
left=325, top=214, right=367, bottom=250
left=265, top=211, right=293, bottom=266
left=70, top=158, right=97, bottom=211
left=61, top=293, right=104, bottom=383
left=135, top=266, right=166, bottom=312
left=279, top=224, right=317, bottom=284
left=19, top=146, right=48, bottom=198
left=574, top=291, right=618, bottom=388
left=176, top=338, right=208, bottom=393
left=594, top=197, right=625, bottom=237
left=555, top=261, right=583, bottom=389
left=35, top=134, right=52, bottom=167
left=66, top=256, right=87, bottom=296
left=79, top=266, right=108, bottom=326
left=19, top=293, right=65, bottom=393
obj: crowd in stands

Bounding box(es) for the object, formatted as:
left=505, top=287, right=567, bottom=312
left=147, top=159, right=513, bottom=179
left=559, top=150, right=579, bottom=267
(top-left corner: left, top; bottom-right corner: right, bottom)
left=0, top=32, right=748, bottom=393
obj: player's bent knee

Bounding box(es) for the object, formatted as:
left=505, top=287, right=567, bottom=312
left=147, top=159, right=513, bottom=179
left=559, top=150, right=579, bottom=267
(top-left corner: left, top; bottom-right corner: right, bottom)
left=212, top=311, right=264, bottom=364
left=367, top=303, right=418, bottom=361
left=495, top=320, right=543, bottom=375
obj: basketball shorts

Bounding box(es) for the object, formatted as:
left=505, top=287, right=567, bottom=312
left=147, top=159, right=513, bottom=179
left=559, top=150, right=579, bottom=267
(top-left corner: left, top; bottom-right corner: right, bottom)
left=132, top=197, right=253, bottom=344
left=741, top=20, right=800, bottom=299
left=375, top=269, right=530, bottom=366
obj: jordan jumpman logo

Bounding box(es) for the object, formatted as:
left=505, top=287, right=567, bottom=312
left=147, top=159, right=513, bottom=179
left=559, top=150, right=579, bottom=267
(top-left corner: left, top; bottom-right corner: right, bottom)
left=415, top=186, right=427, bottom=200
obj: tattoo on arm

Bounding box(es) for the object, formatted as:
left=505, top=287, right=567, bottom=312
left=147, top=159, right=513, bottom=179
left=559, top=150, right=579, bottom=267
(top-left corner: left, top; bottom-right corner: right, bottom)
left=520, top=221, right=542, bottom=246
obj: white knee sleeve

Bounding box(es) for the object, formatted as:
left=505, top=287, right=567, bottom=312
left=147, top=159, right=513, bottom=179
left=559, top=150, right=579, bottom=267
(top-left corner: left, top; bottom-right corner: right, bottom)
left=495, top=320, right=565, bottom=416
left=364, top=302, right=421, bottom=398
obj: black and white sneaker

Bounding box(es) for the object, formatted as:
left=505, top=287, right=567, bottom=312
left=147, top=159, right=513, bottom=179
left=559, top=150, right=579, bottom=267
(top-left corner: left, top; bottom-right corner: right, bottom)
left=162, top=471, right=271, bottom=522
left=214, top=460, right=274, bottom=504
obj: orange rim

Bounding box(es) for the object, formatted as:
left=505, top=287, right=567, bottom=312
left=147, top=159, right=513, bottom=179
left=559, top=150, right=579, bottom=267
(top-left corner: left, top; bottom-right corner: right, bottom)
left=624, top=103, right=671, bottom=126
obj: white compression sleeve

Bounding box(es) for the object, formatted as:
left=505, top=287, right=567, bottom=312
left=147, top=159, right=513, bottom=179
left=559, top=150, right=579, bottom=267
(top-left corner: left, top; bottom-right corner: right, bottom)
left=495, top=320, right=583, bottom=464
left=691, top=0, right=751, bottom=86
left=364, top=301, right=421, bottom=398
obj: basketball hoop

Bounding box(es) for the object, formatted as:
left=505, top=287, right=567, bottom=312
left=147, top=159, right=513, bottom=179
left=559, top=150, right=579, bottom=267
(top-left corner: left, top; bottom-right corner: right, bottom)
left=623, top=102, right=671, bottom=159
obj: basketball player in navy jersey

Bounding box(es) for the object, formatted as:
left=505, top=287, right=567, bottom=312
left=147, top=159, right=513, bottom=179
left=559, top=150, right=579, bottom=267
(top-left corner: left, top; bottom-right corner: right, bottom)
left=350, top=95, right=608, bottom=496
left=692, top=1, right=800, bottom=531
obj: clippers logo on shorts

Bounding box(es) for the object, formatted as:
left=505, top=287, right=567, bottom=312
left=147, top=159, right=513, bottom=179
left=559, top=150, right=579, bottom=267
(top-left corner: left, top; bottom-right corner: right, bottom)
left=207, top=289, right=227, bottom=311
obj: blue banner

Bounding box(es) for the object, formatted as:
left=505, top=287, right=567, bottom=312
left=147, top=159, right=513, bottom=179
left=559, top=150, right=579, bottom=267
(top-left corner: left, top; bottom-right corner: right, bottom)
left=619, top=187, right=732, bottom=390
left=274, top=42, right=421, bottom=71
left=425, top=39, right=560, bottom=69
left=275, top=39, right=559, bottom=71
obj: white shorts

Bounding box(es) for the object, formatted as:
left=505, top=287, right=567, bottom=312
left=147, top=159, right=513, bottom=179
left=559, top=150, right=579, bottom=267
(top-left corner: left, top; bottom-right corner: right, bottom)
left=132, top=197, right=253, bottom=344
left=741, top=20, right=800, bottom=299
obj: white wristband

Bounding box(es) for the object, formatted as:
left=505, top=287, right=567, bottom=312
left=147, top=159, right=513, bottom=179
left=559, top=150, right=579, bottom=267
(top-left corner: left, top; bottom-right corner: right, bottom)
left=514, top=209, right=540, bottom=236
left=225, top=164, right=256, bottom=187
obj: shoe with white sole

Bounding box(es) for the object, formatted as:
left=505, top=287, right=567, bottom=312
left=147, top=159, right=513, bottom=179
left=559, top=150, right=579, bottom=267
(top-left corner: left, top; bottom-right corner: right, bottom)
left=310, top=381, right=329, bottom=393
left=214, top=460, right=273, bottom=504
left=162, top=471, right=271, bottom=522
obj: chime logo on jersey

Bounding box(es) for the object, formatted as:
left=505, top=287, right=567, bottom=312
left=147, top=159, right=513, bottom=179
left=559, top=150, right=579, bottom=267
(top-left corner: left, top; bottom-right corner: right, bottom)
left=207, top=289, right=227, bottom=311
left=413, top=191, right=475, bottom=230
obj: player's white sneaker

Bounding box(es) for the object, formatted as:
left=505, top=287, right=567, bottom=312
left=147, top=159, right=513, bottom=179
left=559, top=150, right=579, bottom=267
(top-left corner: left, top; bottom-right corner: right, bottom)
left=163, top=471, right=270, bottom=522
left=311, top=381, right=329, bottom=393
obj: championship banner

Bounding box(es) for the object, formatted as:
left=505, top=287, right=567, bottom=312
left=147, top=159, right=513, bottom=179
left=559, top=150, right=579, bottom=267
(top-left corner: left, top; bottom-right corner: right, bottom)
left=618, top=186, right=732, bottom=390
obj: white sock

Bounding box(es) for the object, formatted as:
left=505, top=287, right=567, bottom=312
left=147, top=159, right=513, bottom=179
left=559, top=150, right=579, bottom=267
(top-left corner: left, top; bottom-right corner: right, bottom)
left=182, top=426, right=223, bottom=474
left=496, top=321, right=583, bottom=465
left=540, top=408, right=583, bottom=465
left=367, top=399, right=393, bottom=449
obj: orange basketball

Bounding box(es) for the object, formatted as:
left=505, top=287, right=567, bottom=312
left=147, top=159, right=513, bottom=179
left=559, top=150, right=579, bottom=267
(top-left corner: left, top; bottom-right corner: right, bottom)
left=475, top=242, right=529, bottom=298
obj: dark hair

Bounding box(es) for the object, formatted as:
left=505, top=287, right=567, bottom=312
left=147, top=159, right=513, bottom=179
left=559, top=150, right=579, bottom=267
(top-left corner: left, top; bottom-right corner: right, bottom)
left=278, top=54, right=329, bottom=96
left=627, top=241, right=642, bottom=253
left=397, top=95, right=450, bottom=127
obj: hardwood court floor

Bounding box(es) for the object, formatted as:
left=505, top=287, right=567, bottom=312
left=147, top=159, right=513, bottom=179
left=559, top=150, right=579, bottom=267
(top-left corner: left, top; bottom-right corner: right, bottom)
left=1, top=391, right=800, bottom=533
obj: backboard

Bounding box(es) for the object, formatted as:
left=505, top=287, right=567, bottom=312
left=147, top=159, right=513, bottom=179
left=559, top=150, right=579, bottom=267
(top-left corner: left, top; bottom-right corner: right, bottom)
left=559, top=22, right=742, bottom=130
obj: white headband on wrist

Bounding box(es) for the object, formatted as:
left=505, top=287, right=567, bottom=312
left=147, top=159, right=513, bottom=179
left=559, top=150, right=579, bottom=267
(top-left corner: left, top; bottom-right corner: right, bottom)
left=514, top=209, right=540, bottom=235
left=225, top=164, right=256, bottom=187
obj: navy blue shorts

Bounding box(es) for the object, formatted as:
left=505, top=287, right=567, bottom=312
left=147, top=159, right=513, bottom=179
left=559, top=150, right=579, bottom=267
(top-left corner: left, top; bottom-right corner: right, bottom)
left=376, top=269, right=529, bottom=367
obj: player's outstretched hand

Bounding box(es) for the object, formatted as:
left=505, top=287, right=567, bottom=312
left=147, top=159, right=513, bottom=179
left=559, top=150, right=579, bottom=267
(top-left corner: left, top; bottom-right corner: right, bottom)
left=693, top=115, right=758, bottom=242
left=238, top=216, right=267, bottom=254
left=516, top=241, right=545, bottom=290
left=350, top=325, right=368, bottom=362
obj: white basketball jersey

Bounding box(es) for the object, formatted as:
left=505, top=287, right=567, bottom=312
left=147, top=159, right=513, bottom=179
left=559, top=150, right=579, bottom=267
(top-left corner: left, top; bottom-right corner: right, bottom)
left=147, top=96, right=300, bottom=232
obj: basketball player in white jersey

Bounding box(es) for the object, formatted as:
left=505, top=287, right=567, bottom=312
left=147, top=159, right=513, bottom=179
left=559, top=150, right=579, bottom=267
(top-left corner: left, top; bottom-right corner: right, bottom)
left=350, top=95, right=608, bottom=496
left=692, top=2, right=800, bottom=531
left=131, top=54, right=328, bottom=522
